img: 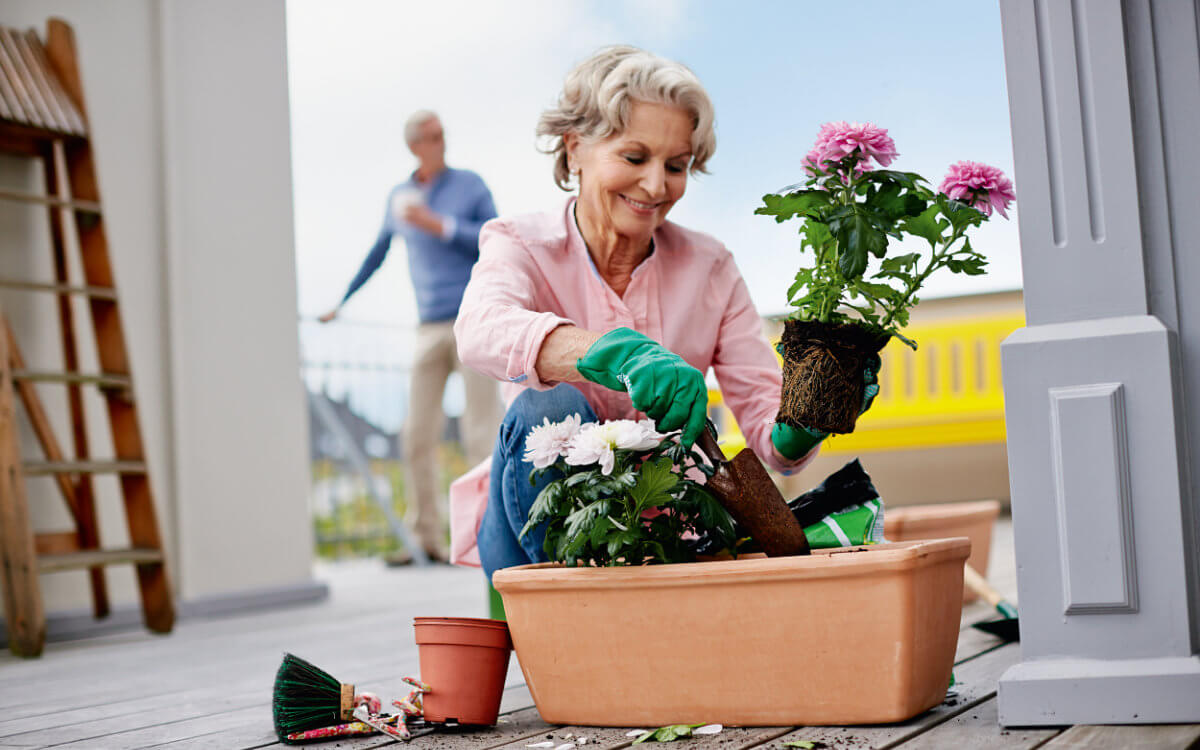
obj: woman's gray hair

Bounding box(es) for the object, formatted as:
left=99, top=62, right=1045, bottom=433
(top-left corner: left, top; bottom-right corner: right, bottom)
left=537, top=46, right=716, bottom=191
left=404, top=109, right=439, bottom=145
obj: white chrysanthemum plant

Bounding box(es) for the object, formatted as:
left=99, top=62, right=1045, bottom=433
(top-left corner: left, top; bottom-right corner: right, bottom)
left=519, top=416, right=737, bottom=567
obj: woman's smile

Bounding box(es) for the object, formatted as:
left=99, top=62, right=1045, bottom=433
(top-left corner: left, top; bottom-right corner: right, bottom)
left=619, top=194, right=664, bottom=214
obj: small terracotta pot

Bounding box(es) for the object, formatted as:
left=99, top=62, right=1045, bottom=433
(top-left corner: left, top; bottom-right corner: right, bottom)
left=885, top=499, right=1001, bottom=604
left=413, top=617, right=512, bottom=725
left=494, top=539, right=970, bottom=726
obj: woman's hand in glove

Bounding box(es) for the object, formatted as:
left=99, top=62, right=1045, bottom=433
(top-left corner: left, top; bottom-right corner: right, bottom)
left=771, top=353, right=883, bottom=460
left=576, top=327, right=709, bottom=448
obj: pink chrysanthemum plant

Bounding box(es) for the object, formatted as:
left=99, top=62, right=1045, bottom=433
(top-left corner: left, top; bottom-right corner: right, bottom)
left=519, top=416, right=737, bottom=567
left=757, top=121, right=1014, bottom=350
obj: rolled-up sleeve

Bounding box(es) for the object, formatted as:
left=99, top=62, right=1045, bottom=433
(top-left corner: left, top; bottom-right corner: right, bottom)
left=455, top=219, right=574, bottom=390
left=710, top=254, right=819, bottom=475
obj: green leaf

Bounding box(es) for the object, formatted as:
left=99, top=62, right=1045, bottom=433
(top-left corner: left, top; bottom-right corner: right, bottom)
left=799, top=220, right=833, bottom=255
left=755, top=190, right=832, bottom=223
left=588, top=515, right=612, bottom=547
left=565, top=472, right=591, bottom=487
left=864, top=169, right=925, bottom=190
left=630, top=457, right=679, bottom=513
left=786, top=267, right=814, bottom=302
left=519, top=482, right=564, bottom=539
left=941, top=197, right=986, bottom=231
left=879, top=252, right=921, bottom=273
left=901, top=205, right=945, bottom=249
left=607, top=528, right=638, bottom=557
left=866, top=183, right=927, bottom=222
left=834, top=207, right=887, bottom=277
left=853, top=280, right=902, bottom=303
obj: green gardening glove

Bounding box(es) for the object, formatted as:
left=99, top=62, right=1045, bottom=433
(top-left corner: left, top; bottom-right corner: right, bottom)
left=577, top=328, right=709, bottom=447
left=771, top=353, right=882, bottom=460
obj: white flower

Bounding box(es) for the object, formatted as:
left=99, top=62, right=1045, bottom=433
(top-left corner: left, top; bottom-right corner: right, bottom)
left=564, top=420, right=664, bottom=475
left=616, top=419, right=666, bottom=450
left=523, top=414, right=583, bottom=468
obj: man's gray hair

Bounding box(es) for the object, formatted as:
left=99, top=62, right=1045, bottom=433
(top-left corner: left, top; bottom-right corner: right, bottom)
left=404, top=110, right=439, bottom=145
left=537, top=46, right=717, bottom=191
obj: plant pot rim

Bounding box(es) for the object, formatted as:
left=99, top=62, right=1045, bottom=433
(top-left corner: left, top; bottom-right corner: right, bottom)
left=493, top=538, right=970, bottom=592
left=413, top=616, right=509, bottom=630
left=887, top=500, right=1001, bottom=529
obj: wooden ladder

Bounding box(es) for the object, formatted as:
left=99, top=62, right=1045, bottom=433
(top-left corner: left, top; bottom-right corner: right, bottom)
left=0, top=19, right=174, bottom=657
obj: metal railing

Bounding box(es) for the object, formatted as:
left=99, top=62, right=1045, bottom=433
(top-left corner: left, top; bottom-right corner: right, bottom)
left=300, top=317, right=435, bottom=561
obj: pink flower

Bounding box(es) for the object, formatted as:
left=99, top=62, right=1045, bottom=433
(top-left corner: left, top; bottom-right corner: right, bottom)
left=939, top=161, right=1015, bottom=218
left=801, top=148, right=823, bottom=177
left=811, top=121, right=899, bottom=170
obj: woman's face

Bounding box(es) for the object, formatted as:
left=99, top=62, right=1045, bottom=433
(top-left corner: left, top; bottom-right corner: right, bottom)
left=569, top=100, right=694, bottom=241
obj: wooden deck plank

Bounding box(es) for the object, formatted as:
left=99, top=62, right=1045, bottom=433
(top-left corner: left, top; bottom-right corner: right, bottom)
left=760, top=642, right=1021, bottom=750
left=0, top=570, right=486, bottom=711
left=887, top=697, right=1060, bottom=749
left=1039, top=724, right=1200, bottom=749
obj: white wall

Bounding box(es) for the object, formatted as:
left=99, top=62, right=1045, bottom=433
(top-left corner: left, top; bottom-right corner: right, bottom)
left=0, top=0, right=314, bottom=617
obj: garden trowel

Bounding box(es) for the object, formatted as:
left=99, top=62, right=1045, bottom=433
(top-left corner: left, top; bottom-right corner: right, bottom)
left=695, top=422, right=810, bottom=557
left=964, top=564, right=1020, bottom=643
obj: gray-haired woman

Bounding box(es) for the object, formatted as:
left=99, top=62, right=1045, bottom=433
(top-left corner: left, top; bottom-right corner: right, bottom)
left=449, top=46, right=878, bottom=590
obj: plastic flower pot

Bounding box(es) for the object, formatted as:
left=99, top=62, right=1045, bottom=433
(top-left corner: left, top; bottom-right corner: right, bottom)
left=885, top=499, right=1001, bottom=604
left=777, top=319, right=891, bottom=434
left=493, top=538, right=970, bottom=726
left=413, top=617, right=512, bottom=725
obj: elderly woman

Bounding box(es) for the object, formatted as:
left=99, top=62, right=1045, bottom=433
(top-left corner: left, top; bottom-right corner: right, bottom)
left=452, top=46, right=857, bottom=583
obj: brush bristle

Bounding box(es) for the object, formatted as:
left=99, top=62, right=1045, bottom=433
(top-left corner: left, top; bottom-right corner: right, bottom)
left=272, top=652, right=346, bottom=743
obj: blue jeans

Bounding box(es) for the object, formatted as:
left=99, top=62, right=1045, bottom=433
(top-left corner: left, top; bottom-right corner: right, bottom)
left=478, top=384, right=597, bottom=582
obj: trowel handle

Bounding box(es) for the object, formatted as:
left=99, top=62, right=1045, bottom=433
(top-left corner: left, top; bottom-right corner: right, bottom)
left=695, top=420, right=727, bottom=467
left=964, top=564, right=1017, bottom=618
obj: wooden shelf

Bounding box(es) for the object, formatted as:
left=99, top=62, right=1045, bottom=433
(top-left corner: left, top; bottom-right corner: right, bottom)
left=37, top=547, right=163, bottom=573
left=0, top=278, right=117, bottom=299
left=0, top=187, right=101, bottom=213
left=22, top=460, right=146, bottom=476
left=11, top=369, right=131, bottom=389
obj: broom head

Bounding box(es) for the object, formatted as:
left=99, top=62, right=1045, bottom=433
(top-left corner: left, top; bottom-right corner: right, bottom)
left=272, top=652, right=355, bottom=743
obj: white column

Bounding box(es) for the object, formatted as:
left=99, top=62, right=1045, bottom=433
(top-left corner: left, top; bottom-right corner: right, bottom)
left=998, top=0, right=1200, bottom=724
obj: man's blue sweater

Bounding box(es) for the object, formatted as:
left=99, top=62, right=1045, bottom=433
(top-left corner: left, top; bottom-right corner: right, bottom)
left=341, top=167, right=497, bottom=323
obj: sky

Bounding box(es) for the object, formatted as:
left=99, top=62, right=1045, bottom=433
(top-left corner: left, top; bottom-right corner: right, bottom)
left=286, top=0, right=1019, bottom=428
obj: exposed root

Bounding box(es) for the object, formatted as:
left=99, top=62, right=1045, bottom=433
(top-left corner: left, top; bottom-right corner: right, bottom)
left=777, top=320, right=890, bottom=434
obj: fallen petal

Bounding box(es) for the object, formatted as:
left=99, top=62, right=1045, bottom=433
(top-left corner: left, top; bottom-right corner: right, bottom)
left=555, top=743, right=576, bottom=750
left=627, top=730, right=648, bottom=737
left=577, top=738, right=588, bottom=745
left=693, top=724, right=723, bottom=735
left=526, top=743, right=555, bottom=748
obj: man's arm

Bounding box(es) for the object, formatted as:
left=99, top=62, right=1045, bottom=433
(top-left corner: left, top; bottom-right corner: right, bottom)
left=340, top=218, right=394, bottom=305
left=445, top=176, right=498, bottom=247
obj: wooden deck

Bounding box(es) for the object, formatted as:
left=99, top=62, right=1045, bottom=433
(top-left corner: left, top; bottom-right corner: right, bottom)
left=2, top=519, right=1198, bottom=749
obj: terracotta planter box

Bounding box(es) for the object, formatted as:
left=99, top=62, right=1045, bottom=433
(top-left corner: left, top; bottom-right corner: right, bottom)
left=493, top=539, right=969, bottom=727
left=885, top=500, right=1000, bottom=604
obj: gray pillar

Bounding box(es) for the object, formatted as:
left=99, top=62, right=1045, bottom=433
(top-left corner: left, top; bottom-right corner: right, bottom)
left=998, top=0, right=1200, bottom=725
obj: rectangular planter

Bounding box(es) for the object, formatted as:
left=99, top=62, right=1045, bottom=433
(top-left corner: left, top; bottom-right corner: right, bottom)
left=884, top=500, right=1000, bottom=604
left=493, top=538, right=969, bottom=727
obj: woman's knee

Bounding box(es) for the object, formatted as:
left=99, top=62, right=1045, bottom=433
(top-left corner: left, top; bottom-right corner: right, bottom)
left=497, top=384, right=595, bottom=452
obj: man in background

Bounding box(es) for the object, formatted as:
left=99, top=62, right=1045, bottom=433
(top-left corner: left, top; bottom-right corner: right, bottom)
left=320, top=110, right=501, bottom=562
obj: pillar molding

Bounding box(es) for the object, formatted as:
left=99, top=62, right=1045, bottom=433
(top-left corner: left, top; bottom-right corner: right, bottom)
left=998, top=0, right=1200, bottom=725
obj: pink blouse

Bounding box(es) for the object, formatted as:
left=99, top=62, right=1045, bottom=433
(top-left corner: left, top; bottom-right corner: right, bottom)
left=448, top=197, right=819, bottom=566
